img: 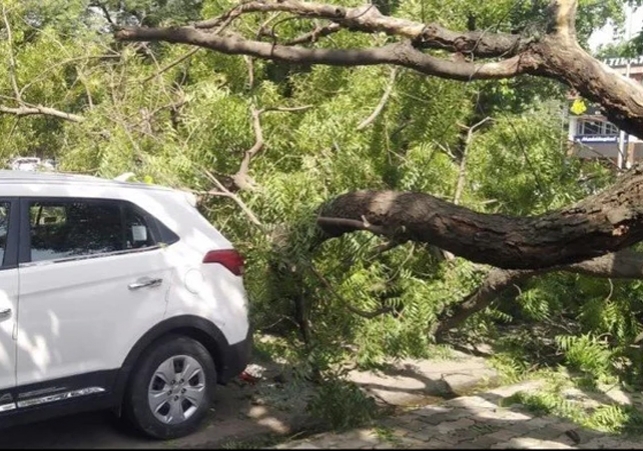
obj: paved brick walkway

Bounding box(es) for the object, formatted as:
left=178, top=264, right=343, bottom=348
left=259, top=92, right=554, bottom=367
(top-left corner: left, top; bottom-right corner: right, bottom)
left=275, top=382, right=643, bottom=449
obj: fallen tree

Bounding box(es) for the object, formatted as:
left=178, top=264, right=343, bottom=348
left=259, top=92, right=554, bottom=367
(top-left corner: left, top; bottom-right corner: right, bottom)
left=115, top=0, right=643, bottom=337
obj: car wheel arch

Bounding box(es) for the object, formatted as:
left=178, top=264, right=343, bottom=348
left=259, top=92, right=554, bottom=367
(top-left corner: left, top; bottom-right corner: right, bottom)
left=112, top=315, right=228, bottom=412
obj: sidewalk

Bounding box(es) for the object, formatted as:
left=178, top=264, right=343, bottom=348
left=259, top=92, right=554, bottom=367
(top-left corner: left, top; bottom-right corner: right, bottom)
left=275, top=381, right=643, bottom=449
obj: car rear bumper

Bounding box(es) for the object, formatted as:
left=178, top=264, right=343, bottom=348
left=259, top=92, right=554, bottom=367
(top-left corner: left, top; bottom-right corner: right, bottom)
left=218, top=326, right=253, bottom=384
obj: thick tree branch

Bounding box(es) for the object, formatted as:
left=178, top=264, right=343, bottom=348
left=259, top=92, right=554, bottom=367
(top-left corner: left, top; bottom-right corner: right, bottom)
left=434, top=249, right=643, bottom=340
left=548, top=0, right=578, bottom=40
left=317, top=165, right=643, bottom=270
left=194, top=1, right=525, bottom=58
left=114, top=0, right=643, bottom=139
left=115, top=27, right=534, bottom=81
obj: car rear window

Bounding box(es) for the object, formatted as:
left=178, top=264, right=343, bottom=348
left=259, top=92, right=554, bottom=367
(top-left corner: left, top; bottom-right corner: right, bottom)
left=0, top=202, right=9, bottom=266
left=27, top=199, right=166, bottom=263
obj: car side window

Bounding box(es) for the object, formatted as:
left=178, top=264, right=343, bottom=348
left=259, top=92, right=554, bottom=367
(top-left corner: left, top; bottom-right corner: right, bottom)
left=0, top=202, right=9, bottom=266
left=124, top=205, right=157, bottom=250
left=30, top=200, right=123, bottom=262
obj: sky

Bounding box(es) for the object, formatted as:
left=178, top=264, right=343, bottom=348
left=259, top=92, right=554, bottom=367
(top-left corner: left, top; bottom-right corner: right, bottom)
left=588, top=5, right=643, bottom=52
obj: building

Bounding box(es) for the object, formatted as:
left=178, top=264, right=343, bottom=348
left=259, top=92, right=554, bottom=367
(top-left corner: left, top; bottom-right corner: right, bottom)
left=567, top=56, right=643, bottom=168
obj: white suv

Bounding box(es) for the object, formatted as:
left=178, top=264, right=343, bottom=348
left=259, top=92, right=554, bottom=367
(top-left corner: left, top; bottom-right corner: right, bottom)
left=0, top=170, right=252, bottom=439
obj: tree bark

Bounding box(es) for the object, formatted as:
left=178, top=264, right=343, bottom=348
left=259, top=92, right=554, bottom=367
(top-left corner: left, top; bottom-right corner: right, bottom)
left=317, top=164, right=643, bottom=270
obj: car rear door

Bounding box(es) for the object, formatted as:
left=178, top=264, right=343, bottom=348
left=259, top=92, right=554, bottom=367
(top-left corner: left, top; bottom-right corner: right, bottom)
left=0, top=199, right=19, bottom=411
left=15, top=197, right=173, bottom=398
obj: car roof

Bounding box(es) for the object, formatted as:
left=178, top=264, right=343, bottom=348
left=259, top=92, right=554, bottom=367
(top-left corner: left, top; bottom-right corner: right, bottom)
left=0, top=170, right=173, bottom=192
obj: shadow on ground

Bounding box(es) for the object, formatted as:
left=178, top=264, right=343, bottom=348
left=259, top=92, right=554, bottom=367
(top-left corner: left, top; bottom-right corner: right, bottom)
left=0, top=352, right=319, bottom=450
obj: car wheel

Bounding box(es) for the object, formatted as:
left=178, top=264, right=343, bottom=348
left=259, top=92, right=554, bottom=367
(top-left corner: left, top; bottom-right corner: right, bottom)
left=124, top=334, right=217, bottom=439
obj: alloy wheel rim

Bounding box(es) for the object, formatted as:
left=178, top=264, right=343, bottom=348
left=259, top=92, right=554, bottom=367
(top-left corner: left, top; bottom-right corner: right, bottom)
left=147, top=354, right=206, bottom=425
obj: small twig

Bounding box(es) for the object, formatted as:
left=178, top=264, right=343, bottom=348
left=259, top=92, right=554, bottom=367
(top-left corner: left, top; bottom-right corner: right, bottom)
left=317, top=216, right=388, bottom=236
left=369, top=239, right=406, bottom=256
left=141, top=48, right=201, bottom=84
left=94, top=1, right=115, bottom=26
left=202, top=169, right=265, bottom=230
left=605, top=278, right=614, bottom=302
left=2, top=6, right=21, bottom=101
left=232, top=104, right=313, bottom=190
left=453, top=116, right=491, bottom=205
left=285, top=22, right=341, bottom=45
left=0, top=104, right=85, bottom=122
left=432, top=140, right=458, bottom=160
left=357, top=67, right=398, bottom=131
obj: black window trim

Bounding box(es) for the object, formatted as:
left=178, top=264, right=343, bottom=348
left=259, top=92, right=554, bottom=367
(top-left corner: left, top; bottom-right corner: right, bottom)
left=0, top=197, right=19, bottom=271
left=18, top=197, right=171, bottom=266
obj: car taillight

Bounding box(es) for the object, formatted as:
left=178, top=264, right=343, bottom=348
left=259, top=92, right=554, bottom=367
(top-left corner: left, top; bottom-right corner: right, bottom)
left=203, top=249, right=245, bottom=276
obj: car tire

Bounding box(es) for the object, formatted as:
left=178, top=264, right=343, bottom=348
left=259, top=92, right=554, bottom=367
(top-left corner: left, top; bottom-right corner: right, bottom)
left=123, top=334, right=217, bottom=439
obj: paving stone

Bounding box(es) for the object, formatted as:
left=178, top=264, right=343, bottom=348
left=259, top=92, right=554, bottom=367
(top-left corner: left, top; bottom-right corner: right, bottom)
left=415, top=412, right=455, bottom=425
left=514, top=416, right=559, bottom=432
left=423, top=439, right=455, bottom=449
left=485, top=429, right=524, bottom=442
left=507, top=437, right=575, bottom=449
left=493, top=409, right=534, bottom=421
left=412, top=405, right=453, bottom=416
left=473, top=408, right=505, bottom=420
left=372, top=442, right=397, bottom=449
left=613, top=441, right=643, bottom=449
left=394, top=436, right=430, bottom=449
left=464, top=435, right=506, bottom=448
left=489, top=441, right=515, bottom=449
left=333, top=438, right=380, bottom=449
left=470, top=423, right=502, bottom=435
left=394, top=418, right=425, bottom=433
left=406, top=427, right=441, bottom=442
left=285, top=441, right=321, bottom=449
left=522, top=426, right=571, bottom=441
left=445, top=396, right=500, bottom=410
left=308, top=437, right=340, bottom=448
left=386, top=427, right=412, bottom=438
left=435, top=418, right=477, bottom=434
left=445, top=427, right=486, bottom=442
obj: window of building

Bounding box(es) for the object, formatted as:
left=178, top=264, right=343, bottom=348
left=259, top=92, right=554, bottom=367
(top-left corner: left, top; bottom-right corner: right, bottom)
left=603, top=122, right=619, bottom=135
left=577, top=120, right=619, bottom=136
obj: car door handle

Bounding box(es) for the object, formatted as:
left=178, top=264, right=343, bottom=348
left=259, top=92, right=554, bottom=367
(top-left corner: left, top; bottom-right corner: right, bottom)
left=0, top=309, right=11, bottom=321
left=128, top=277, right=163, bottom=290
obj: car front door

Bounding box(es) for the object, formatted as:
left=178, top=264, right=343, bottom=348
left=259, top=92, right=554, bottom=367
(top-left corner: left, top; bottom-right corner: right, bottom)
left=15, top=197, right=173, bottom=398
left=0, top=199, right=19, bottom=411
